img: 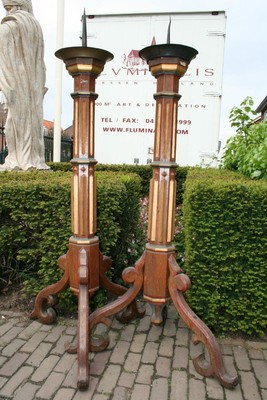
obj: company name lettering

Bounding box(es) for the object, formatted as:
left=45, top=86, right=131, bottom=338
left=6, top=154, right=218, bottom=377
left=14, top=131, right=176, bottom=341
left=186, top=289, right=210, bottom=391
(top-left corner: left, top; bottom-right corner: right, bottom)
left=110, top=67, right=214, bottom=77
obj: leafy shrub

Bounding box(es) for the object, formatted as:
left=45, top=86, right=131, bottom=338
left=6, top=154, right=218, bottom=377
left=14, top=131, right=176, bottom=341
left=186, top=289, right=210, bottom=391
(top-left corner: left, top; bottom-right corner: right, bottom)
left=47, top=162, right=71, bottom=172
left=96, top=172, right=144, bottom=282
left=222, top=97, right=267, bottom=179
left=183, top=168, right=267, bottom=336
left=0, top=170, right=141, bottom=310
left=0, top=172, right=71, bottom=301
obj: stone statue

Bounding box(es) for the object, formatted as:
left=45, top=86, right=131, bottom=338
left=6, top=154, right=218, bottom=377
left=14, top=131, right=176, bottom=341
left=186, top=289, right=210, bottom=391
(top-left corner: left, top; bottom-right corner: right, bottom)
left=0, top=0, right=49, bottom=171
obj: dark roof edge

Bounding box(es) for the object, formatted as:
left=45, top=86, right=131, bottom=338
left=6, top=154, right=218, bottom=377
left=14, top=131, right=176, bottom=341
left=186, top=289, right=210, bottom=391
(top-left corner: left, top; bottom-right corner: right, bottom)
left=255, top=95, right=267, bottom=113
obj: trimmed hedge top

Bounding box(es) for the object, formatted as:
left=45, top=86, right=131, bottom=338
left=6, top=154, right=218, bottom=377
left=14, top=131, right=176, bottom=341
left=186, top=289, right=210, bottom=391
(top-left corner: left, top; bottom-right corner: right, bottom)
left=46, top=162, right=189, bottom=205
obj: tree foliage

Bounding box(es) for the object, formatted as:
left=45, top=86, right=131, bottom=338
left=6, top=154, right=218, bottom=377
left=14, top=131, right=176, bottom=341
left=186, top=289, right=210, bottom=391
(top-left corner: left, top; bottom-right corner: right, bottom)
left=222, top=96, right=267, bottom=179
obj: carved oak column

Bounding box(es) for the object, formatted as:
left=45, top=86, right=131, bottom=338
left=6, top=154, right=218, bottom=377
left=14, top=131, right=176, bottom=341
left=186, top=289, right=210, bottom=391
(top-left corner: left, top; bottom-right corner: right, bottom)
left=55, top=48, right=113, bottom=297
left=139, top=46, right=197, bottom=323
left=56, top=48, right=113, bottom=389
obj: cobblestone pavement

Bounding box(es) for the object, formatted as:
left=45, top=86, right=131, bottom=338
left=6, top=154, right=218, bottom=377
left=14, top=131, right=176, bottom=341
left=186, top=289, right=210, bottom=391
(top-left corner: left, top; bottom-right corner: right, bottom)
left=0, top=303, right=266, bottom=400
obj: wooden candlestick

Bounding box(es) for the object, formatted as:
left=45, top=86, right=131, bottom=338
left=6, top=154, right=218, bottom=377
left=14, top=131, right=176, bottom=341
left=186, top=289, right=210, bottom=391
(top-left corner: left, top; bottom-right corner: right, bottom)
left=87, top=43, right=238, bottom=390
left=31, top=37, right=238, bottom=390
left=31, top=46, right=144, bottom=389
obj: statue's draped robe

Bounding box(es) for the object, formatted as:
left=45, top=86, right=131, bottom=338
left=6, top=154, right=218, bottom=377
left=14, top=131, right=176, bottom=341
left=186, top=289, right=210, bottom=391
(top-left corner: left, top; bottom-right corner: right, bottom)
left=0, top=10, right=49, bottom=170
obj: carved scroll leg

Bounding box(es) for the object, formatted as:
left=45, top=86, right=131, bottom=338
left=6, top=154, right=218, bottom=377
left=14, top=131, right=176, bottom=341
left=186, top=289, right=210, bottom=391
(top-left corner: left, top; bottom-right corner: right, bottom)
left=89, top=253, right=145, bottom=352
left=65, top=340, right=78, bottom=354
left=115, top=297, right=145, bottom=324
left=30, top=254, right=70, bottom=324
left=99, top=253, right=145, bottom=323
left=77, top=249, right=90, bottom=390
left=168, top=254, right=238, bottom=389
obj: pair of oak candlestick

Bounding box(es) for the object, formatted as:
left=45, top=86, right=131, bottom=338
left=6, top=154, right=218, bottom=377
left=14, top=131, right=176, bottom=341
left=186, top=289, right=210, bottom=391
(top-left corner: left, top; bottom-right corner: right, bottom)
left=31, top=41, right=238, bottom=390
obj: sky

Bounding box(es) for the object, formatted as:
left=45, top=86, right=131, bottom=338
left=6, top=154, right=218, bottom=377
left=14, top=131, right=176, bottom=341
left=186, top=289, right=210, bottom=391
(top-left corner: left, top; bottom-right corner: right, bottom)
left=0, top=0, right=266, bottom=142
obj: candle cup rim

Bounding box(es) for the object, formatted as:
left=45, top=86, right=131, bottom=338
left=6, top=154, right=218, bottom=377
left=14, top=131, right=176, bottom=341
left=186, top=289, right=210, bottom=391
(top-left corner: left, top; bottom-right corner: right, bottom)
left=55, top=46, right=114, bottom=63
left=139, top=43, right=198, bottom=63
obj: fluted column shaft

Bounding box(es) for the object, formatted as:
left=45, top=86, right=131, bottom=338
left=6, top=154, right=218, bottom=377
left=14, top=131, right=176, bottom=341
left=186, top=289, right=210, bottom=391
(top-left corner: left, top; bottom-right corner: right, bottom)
left=56, top=49, right=112, bottom=294
left=144, top=57, right=190, bottom=305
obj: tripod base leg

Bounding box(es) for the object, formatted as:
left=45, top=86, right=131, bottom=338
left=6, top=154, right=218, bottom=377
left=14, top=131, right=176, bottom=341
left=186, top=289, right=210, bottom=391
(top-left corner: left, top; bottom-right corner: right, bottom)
left=30, top=254, right=69, bottom=324
left=168, top=254, right=238, bottom=389
left=89, top=253, right=145, bottom=351
left=99, top=253, right=145, bottom=323
left=77, top=249, right=89, bottom=390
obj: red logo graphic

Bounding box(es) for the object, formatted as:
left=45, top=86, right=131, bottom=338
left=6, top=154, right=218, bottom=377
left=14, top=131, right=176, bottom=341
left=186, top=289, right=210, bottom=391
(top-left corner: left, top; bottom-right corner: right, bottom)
left=122, top=50, right=146, bottom=68
left=122, top=37, right=156, bottom=68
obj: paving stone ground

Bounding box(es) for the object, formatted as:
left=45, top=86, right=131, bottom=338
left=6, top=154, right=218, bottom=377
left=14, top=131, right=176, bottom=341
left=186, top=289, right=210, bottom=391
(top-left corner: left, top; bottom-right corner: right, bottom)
left=0, top=303, right=266, bottom=400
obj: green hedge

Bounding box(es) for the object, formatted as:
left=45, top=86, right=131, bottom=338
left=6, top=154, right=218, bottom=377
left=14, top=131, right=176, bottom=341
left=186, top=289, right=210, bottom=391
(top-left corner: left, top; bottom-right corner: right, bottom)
left=183, top=168, right=267, bottom=336
left=1, top=166, right=266, bottom=336
left=48, top=162, right=189, bottom=205
left=0, top=170, right=142, bottom=308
